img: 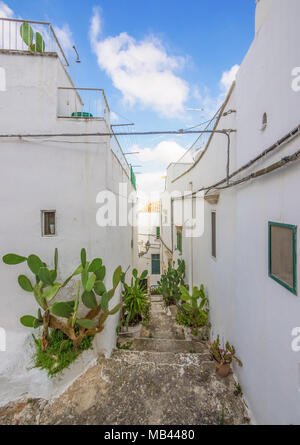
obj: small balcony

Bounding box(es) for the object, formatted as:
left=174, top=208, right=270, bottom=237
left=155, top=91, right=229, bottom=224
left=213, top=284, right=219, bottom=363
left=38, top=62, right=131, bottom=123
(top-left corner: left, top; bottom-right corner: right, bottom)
left=0, top=17, right=69, bottom=66
left=57, top=87, right=110, bottom=126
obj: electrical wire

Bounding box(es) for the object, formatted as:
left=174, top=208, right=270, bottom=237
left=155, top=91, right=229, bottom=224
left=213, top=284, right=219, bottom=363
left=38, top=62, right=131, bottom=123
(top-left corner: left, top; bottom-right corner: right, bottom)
left=0, top=129, right=232, bottom=138
left=172, top=143, right=300, bottom=200
left=175, top=106, right=223, bottom=164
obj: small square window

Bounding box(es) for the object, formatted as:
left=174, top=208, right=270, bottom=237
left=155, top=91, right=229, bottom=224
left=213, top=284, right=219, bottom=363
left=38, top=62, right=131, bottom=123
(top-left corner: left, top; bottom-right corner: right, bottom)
left=211, top=211, right=216, bottom=258
left=42, top=211, right=56, bottom=237
left=269, top=222, right=297, bottom=295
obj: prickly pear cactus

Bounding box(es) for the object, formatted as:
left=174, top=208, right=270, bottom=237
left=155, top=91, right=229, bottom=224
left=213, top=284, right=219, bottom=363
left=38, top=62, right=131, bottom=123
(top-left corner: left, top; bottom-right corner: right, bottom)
left=20, top=22, right=45, bottom=53
left=2, top=248, right=123, bottom=351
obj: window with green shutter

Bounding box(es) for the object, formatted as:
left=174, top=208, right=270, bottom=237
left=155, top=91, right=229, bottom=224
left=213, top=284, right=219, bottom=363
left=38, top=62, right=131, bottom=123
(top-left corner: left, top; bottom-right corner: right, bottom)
left=269, top=222, right=297, bottom=295
left=156, top=227, right=160, bottom=239
left=151, top=254, right=161, bottom=275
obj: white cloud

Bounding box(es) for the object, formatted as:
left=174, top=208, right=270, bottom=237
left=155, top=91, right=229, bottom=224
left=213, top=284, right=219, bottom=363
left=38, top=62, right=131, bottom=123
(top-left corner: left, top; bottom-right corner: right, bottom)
left=220, top=64, right=240, bottom=92
left=89, top=6, right=102, bottom=45
left=89, top=8, right=189, bottom=118
left=110, top=111, right=119, bottom=122
left=0, top=2, right=22, bottom=49
left=136, top=171, right=166, bottom=196
left=135, top=140, right=193, bottom=166
left=0, top=1, right=13, bottom=18
left=192, top=64, right=240, bottom=119
left=53, top=24, right=73, bottom=53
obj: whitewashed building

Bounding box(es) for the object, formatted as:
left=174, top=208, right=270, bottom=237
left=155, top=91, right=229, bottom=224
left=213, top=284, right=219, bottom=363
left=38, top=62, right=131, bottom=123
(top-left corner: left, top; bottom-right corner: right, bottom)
left=161, top=0, right=300, bottom=424
left=137, top=201, right=161, bottom=287
left=0, top=19, right=137, bottom=405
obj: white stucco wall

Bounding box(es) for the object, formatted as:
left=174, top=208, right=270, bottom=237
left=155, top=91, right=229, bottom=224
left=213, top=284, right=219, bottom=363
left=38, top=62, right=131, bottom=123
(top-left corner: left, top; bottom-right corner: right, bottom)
left=137, top=211, right=161, bottom=285
left=162, top=0, right=300, bottom=424
left=0, top=51, right=135, bottom=405
left=255, top=0, right=274, bottom=35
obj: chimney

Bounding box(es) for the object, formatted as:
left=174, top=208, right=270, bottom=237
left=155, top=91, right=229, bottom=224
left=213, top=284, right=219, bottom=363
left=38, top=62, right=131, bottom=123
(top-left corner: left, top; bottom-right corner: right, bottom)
left=255, top=0, right=274, bottom=35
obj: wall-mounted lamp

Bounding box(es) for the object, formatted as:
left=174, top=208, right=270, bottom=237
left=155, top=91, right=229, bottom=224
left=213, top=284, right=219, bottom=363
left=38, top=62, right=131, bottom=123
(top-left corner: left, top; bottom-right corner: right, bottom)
left=73, top=45, right=81, bottom=63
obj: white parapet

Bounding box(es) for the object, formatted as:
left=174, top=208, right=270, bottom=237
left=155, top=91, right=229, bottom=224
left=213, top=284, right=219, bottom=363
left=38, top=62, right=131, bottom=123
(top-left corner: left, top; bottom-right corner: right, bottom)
left=255, top=0, right=274, bottom=35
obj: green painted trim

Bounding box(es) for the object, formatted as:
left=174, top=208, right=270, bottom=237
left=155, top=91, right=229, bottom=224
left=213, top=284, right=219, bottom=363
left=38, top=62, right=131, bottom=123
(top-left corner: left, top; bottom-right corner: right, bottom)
left=151, top=254, right=161, bottom=275
left=268, top=221, right=297, bottom=295
left=130, top=165, right=137, bottom=190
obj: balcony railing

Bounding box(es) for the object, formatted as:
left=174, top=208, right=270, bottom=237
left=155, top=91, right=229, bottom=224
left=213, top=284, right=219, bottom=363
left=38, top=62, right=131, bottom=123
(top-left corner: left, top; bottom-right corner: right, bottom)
left=57, top=87, right=110, bottom=126
left=111, top=130, right=131, bottom=179
left=0, top=18, right=69, bottom=66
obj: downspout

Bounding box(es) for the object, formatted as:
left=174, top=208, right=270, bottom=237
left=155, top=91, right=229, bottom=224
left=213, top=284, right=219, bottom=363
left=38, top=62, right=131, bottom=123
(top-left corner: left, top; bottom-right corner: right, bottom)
left=160, top=200, right=163, bottom=272
left=171, top=198, right=174, bottom=255
left=189, top=181, right=194, bottom=289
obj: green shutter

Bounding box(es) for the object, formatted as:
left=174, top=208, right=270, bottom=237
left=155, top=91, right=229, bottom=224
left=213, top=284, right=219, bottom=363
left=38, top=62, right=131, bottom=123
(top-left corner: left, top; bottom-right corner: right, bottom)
left=151, top=254, right=161, bottom=275
left=130, top=165, right=137, bottom=190
left=156, top=227, right=160, bottom=239
left=268, top=221, right=297, bottom=295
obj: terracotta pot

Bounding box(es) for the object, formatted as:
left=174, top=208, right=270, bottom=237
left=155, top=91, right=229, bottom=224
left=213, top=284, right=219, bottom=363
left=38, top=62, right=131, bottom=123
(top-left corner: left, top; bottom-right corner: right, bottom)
left=214, top=360, right=231, bottom=377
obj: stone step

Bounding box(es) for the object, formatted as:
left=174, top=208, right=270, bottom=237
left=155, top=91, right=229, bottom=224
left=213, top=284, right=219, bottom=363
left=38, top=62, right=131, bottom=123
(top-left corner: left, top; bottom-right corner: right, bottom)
left=141, top=317, right=185, bottom=341
left=141, top=301, right=185, bottom=340
left=3, top=350, right=248, bottom=425
left=150, top=295, right=163, bottom=303
left=111, top=349, right=213, bottom=369
left=117, top=337, right=208, bottom=353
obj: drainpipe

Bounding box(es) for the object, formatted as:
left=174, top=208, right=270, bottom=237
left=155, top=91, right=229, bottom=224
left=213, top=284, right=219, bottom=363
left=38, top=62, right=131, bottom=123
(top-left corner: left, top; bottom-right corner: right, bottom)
left=171, top=197, right=174, bottom=256
left=189, top=181, right=194, bottom=290
left=160, top=199, right=163, bottom=271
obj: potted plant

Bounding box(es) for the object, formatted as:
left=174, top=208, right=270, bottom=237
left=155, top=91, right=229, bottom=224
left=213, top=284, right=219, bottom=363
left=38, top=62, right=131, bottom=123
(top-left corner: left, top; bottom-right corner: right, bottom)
left=118, top=269, right=150, bottom=337
left=157, top=259, right=186, bottom=307
left=176, top=284, right=210, bottom=340
left=209, top=336, right=243, bottom=377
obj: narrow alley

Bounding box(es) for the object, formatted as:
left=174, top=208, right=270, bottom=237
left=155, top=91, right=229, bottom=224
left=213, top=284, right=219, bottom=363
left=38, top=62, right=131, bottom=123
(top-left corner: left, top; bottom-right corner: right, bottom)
left=0, top=297, right=249, bottom=426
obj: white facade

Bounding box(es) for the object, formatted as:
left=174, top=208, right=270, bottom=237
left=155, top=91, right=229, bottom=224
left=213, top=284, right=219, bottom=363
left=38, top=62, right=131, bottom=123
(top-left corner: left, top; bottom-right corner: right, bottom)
left=161, top=0, right=300, bottom=424
left=0, top=48, right=136, bottom=405
left=137, top=206, right=161, bottom=286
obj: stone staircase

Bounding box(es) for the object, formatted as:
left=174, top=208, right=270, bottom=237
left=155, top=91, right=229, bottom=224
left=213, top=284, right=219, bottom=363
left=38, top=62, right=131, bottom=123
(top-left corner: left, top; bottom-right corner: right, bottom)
left=0, top=297, right=250, bottom=425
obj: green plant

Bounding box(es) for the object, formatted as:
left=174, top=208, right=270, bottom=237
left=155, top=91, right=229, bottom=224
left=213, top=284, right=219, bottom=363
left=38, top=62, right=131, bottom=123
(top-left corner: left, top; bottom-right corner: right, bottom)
left=118, top=269, right=150, bottom=329
left=158, top=259, right=186, bottom=306
left=176, top=285, right=209, bottom=334
left=116, top=341, right=132, bottom=350
left=150, top=286, right=160, bottom=295
left=209, top=336, right=243, bottom=367
left=32, top=328, right=94, bottom=378
left=220, top=404, right=226, bottom=425
left=20, top=22, right=45, bottom=53
left=234, top=383, right=243, bottom=396
left=3, top=249, right=123, bottom=352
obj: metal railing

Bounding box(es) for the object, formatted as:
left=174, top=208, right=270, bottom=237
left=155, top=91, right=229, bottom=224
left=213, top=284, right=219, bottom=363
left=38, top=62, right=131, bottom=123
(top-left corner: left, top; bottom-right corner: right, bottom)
left=57, top=90, right=130, bottom=178
left=111, top=130, right=131, bottom=178
left=0, top=18, right=69, bottom=66
left=57, top=87, right=110, bottom=126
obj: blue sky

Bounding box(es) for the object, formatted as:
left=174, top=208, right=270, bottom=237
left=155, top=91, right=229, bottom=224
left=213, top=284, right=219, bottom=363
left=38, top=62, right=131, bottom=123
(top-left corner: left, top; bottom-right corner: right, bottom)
left=1, top=0, right=255, bottom=195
